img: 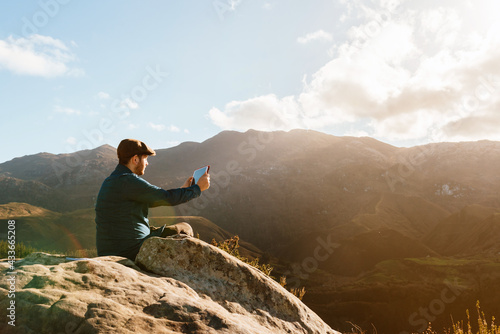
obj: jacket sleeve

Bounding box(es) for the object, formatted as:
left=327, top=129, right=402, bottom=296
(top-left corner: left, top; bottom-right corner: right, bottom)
left=123, top=175, right=201, bottom=207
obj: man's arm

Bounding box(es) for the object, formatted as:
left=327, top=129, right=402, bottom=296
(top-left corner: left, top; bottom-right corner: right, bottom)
left=124, top=175, right=201, bottom=207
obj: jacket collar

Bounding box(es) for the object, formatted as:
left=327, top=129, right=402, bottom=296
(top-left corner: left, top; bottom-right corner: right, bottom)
left=112, top=163, right=134, bottom=176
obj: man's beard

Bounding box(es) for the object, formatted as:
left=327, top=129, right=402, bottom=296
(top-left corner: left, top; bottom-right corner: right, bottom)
left=135, top=160, right=146, bottom=175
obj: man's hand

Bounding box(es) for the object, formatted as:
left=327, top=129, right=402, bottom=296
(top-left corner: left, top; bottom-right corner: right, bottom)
left=197, top=172, right=210, bottom=192
left=181, top=177, right=194, bottom=188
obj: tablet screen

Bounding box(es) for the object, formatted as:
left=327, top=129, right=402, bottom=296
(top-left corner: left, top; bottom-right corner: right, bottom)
left=192, top=165, right=209, bottom=185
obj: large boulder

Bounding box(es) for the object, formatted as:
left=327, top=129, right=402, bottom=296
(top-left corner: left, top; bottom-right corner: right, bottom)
left=0, top=236, right=339, bottom=334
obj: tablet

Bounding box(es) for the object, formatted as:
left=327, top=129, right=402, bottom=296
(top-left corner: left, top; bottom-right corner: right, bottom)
left=191, top=165, right=210, bottom=186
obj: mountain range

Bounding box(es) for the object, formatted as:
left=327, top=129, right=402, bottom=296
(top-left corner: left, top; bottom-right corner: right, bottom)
left=2, top=129, right=500, bottom=332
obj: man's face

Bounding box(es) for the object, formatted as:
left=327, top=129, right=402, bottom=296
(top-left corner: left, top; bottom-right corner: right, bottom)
left=134, top=155, right=149, bottom=176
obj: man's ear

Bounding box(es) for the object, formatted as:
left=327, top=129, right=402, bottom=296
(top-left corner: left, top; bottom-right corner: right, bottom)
left=132, top=155, right=139, bottom=164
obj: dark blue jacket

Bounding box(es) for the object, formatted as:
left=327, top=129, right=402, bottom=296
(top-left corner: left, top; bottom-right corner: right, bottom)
left=95, top=164, right=201, bottom=260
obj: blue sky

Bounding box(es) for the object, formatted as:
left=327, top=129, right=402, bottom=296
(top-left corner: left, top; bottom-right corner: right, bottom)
left=1, top=0, right=500, bottom=163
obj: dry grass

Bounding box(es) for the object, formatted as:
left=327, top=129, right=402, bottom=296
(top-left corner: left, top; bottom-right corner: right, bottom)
left=0, top=240, right=39, bottom=258
left=212, top=236, right=307, bottom=300
left=0, top=240, right=97, bottom=259
left=347, top=301, right=499, bottom=334
left=424, top=301, right=500, bottom=334
left=211, top=235, right=274, bottom=276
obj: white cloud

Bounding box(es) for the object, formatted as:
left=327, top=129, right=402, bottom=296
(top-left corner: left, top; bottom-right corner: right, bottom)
left=0, top=34, right=83, bottom=77
left=168, top=125, right=180, bottom=132
left=228, top=0, right=242, bottom=10
left=66, top=137, right=77, bottom=145
left=210, top=0, right=500, bottom=144
left=97, top=92, right=110, bottom=100
left=149, top=122, right=166, bottom=131
left=297, top=30, right=333, bottom=44
left=55, top=105, right=81, bottom=115
left=165, top=141, right=180, bottom=147
left=120, top=98, right=139, bottom=110
left=263, top=2, right=273, bottom=10
left=344, top=129, right=370, bottom=137
left=209, top=94, right=304, bottom=131
left=439, top=111, right=500, bottom=142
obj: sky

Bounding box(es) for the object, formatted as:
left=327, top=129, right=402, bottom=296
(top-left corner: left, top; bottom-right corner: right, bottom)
left=1, top=0, right=500, bottom=163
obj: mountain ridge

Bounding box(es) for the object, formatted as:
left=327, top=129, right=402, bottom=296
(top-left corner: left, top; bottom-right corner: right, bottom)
left=2, top=129, right=500, bottom=251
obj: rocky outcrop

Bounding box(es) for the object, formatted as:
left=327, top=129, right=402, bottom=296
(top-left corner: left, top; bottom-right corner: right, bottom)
left=0, top=236, right=339, bottom=334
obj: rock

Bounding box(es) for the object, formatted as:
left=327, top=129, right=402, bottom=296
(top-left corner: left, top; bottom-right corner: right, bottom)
left=136, top=236, right=338, bottom=333
left=0, top=236, right=339, bottom=334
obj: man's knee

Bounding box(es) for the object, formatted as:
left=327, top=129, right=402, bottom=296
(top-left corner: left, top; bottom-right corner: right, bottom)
left=174, top=222, right=194, bottom=236
left=161, top=222, right=193, bottom=237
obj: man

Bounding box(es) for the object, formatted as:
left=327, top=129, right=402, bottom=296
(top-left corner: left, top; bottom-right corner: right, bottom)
left=95, top=139, right=210, bottom=260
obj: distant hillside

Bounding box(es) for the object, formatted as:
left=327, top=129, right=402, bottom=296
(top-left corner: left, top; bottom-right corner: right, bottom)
left=0, top=144, right=116, bottom=185
left=424, top=204, right=500, bottom=256
left=0, top=202, right=55, bottom=218
left=304, top=256, right=500, bottom=333
left=0, top=202, right=88, bottom=252
left=0, top=202, right=263, bottom=260
left=281, top=228, right=439, bottom=277
left=147, top=213, right=265, bottom=259
left=350, top=192, right=451, bottom=238
left=0, top=176, right=72, bottom=212
left=0, top=145, right=116, bottom=211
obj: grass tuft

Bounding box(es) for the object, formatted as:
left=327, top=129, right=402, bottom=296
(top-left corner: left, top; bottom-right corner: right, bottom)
left=0, top=240, right=38, bottom=258
left=0, top=240, right=97, bottom=259
left=349, top=301, right=499, bottom=334
left=211, top=236, right=307, bottom=300
left=211, top=235, right=274, bottom=276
